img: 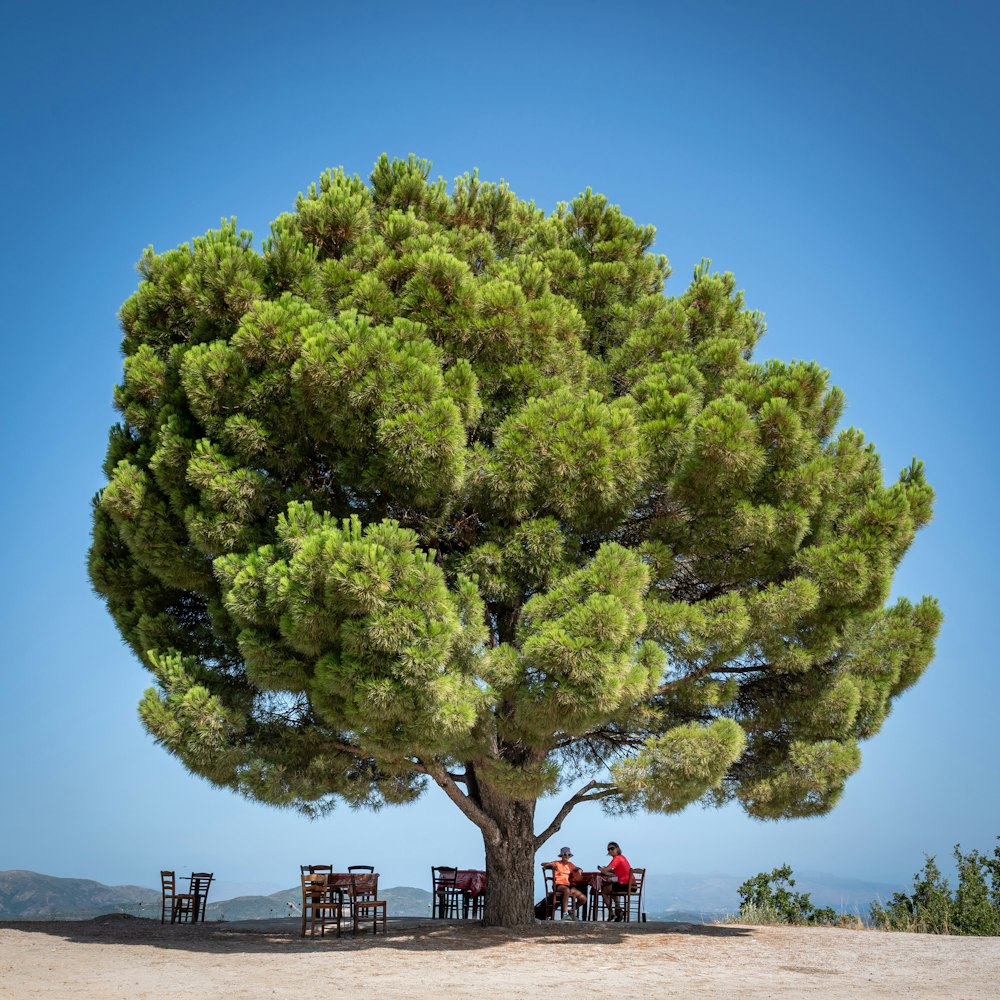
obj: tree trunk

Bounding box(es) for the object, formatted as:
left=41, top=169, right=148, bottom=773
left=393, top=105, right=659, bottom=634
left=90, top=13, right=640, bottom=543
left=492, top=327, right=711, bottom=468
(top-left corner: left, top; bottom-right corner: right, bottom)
left=477, top=784, right=537, bottom=927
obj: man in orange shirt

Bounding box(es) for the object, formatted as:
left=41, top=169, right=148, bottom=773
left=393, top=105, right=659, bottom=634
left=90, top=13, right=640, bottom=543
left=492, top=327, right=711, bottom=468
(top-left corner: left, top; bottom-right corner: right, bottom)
left=541, top=846, right=587, bottom=919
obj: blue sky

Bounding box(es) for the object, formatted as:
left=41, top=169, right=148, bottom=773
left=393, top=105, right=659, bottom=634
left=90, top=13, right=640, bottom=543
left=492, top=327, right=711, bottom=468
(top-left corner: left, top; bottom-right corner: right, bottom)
left=1, top=0, right=997, bottom=898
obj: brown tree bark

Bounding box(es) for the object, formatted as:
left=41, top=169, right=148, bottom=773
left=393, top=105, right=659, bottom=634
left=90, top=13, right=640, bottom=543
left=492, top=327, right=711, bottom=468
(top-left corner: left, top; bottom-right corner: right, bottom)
left=478, top=783, right=537, bottom=927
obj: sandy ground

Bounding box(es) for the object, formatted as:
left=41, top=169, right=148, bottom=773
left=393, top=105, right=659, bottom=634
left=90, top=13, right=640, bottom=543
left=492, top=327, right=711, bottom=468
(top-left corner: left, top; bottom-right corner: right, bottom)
left=1, top=914, right=997, bottom=999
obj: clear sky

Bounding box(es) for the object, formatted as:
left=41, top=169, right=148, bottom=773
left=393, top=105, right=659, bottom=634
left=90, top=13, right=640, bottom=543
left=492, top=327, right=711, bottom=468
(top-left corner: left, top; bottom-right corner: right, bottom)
left=1, top=0, right=997, bottom=899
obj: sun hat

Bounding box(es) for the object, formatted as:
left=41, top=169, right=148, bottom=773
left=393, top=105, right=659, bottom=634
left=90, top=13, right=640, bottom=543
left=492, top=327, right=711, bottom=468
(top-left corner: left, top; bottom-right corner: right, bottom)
left=558, top=846, right=573, bottom=857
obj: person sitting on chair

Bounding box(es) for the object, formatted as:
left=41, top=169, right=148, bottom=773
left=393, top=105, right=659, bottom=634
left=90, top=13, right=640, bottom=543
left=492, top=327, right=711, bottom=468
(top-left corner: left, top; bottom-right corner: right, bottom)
left=542, top=847, right=587, bottom=920
left=598, top=841, right=633, bottom=922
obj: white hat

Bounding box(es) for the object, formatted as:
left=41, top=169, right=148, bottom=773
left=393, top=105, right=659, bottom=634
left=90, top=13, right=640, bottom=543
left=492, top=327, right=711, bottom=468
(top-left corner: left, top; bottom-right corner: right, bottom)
left=558, top=846, right=573, bottom=857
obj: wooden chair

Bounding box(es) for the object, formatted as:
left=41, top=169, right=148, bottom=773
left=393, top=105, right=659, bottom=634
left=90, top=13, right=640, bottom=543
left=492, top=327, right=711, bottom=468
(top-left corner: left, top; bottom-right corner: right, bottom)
left=187, top=873, right=214, bottom=923
left=345, top=865, right=374, bottom=918
left=172, top=873, right=212, bottom=923
left=300, top=870, right=343, bottom=937
left=349, top=872, right=387, bottom=934
left=160, top=871, right=192, bottom=925
left=541, top=867, right=566, bottom=920
left=431, top=866, right=461, bottom=919
left=622, top=868, right=645, bottom=922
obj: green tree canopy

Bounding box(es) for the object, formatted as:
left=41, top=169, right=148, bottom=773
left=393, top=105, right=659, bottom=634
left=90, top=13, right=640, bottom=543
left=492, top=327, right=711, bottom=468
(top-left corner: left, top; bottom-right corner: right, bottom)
left=90, top=155, right=940, bottom=925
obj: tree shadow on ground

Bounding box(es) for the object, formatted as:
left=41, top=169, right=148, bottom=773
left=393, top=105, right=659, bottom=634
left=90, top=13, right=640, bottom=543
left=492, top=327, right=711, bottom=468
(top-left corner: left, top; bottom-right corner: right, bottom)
left=0, top=914, right=752, bottom=955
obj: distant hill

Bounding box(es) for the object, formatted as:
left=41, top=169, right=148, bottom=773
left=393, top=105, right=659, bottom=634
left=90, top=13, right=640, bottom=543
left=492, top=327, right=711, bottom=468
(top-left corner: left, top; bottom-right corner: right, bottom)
left=0, top=870, right=161, bottom=920
left=0, top=871, right=434, bottom=921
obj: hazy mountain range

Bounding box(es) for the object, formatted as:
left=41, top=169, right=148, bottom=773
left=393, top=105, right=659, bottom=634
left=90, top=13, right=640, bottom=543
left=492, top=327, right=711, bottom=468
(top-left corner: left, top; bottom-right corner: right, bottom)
left=641, top=870, right=905, bottom=918
left=0, top=871, right=434, bottom=921
left=0, top=869, right=905, bottom=922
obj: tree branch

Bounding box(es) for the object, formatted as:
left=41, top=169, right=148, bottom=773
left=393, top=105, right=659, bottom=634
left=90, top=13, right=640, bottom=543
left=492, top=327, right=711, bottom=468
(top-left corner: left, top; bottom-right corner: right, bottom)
left=332, top=743, right=467, bottom=785
left=654, top=660, right=772, bottom=696
left=557, top=728, right=648, bottom=751
left=422, top=760, right=501, bottom=841
left=576, top=788, right=621, bottom=803
left=534, top=780, right=617, bottom=850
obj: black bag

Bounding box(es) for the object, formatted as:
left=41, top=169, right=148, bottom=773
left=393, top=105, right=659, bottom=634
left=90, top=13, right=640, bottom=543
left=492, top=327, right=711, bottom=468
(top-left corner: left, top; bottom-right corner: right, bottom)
left=534, top=895, right=552, bottom=920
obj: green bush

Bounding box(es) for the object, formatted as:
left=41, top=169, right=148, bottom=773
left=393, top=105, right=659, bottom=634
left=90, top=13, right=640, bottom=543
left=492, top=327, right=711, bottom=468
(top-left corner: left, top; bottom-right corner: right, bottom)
left=737, top=864, right=838, bottom=926
left=870, top=838, right=1000, bottom=936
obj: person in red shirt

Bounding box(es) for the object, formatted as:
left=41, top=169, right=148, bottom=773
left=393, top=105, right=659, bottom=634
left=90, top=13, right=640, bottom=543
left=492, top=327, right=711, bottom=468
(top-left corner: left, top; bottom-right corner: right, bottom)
left=541, top=846, right=587, bottom=919
left=598, top=841, right=633, bottom=921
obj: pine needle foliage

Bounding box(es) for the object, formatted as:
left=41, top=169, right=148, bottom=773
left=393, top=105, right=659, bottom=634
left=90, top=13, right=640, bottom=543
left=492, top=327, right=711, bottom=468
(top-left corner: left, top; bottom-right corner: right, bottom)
left=90, top=155, right=940, bottom=924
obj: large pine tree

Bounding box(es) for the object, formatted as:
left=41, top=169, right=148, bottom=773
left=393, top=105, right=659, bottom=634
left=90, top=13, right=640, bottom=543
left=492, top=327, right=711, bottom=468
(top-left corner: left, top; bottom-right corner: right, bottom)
left=90, top=155, right=940, bottom=926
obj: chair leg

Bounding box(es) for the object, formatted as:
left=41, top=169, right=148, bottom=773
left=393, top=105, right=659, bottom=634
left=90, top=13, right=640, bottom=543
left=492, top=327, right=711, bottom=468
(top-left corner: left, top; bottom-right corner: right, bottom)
left=352, top=901, right=383, bottom=935
left=172, top=897, right=193, bottom=924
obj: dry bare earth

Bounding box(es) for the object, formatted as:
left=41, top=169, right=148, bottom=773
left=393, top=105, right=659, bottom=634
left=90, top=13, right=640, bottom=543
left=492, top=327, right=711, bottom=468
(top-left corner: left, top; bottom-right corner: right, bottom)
left=1, top=914, right=997, bottom=999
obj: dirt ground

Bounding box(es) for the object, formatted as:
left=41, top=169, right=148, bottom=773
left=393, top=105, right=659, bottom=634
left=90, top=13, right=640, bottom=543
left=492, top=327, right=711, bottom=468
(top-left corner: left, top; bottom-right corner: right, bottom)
left=1, top=914, right=997, bottom=999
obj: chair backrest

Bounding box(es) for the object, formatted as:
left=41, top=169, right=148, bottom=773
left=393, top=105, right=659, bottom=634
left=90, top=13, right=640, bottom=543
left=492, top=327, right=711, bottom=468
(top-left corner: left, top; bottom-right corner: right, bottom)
left=347, top=865, right=375, bottom=873
left=189, top=873, right=214, bottom=899
left=541, top=866, right=557, bottom=917
left=541, top=867, right=554, bottom=893
left=431, top=866, right=458, bottom=890
left=628, top=867, right=645, bottom=905
left=301, top=864, right=333, bottom=875
left=159, top=870, right=178, bottom=924
left=301, top=870, right=332, bottom=912
left=350, top=872, right=379, bottom=900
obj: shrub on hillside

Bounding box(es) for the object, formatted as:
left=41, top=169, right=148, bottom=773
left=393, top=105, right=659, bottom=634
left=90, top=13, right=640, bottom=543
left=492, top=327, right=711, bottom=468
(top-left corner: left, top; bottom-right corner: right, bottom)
left=870, top=838, right=1000, bottom=935
left=737, top=864, right=838, bottom=926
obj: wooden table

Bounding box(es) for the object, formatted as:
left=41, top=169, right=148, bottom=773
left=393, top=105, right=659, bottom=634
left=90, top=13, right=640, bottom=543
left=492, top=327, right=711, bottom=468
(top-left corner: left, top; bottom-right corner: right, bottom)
left=573, top=871, right=618, bottom=920
left=308, top=873, right=384, bottom=933
left=455, top=869, right=487, bottom=918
